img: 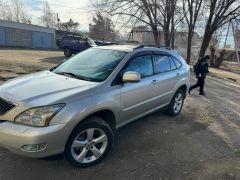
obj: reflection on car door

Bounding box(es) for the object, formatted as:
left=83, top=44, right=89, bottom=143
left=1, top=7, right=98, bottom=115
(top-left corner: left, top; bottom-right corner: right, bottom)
left=119, top=54, right=159, bottom=124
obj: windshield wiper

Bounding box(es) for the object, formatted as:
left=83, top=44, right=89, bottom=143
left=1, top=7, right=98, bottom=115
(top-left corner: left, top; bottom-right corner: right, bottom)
left=56, top=71, right=93, bottom=82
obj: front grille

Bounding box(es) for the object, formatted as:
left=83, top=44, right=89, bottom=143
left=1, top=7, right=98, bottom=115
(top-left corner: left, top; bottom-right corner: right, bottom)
left=0, top=97, right=15, bottom=115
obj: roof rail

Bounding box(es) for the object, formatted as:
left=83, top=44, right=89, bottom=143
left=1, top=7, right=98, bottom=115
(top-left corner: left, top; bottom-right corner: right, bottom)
left=134, top=44, right=173, bottom=50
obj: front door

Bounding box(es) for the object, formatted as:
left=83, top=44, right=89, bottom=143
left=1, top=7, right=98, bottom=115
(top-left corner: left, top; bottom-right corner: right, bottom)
left=119, top=54, right=158, bottom=123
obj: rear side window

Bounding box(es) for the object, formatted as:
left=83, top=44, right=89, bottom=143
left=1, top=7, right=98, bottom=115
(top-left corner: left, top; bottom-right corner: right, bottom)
left=169, top=58, right=177, bottom=70
left=154, top=55, right=171, bottom=73
left=171, top=57, right=182, bottom=69
left=124, top=55, right=153, bottom=78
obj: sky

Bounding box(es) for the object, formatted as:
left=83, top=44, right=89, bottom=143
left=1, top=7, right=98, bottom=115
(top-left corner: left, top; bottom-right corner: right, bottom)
left=20, top=0, right=237, bottom=47
left=22, top=0, right=93, bottom=32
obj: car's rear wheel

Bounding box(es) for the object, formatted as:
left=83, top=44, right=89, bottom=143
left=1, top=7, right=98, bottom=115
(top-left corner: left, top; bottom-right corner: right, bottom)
left=167, top=89, right=184, bottom=116
left=65, top=117, right=114, bottom=168
left=64, top=48, right=72, bottom=57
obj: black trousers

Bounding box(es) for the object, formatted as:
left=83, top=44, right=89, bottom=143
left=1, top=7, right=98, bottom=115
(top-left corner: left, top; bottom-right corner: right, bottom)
left=190, top=77, right=205, bottom=93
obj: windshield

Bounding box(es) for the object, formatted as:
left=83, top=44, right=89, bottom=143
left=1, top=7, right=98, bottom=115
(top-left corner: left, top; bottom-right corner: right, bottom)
left=53, top=48, right=127, bottom=82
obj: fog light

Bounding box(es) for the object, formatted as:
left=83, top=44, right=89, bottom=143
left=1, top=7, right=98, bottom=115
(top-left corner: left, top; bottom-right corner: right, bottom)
left=21, top=143, right=47, bottom=152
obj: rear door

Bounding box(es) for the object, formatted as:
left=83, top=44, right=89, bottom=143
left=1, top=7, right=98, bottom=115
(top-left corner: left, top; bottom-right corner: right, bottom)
left=152, top=53, right=181, bottom=106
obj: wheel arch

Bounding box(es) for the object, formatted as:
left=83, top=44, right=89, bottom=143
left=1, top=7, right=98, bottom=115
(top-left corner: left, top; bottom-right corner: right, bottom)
left=75, top=109, right=117, bottom=132
left=178, top=84, right=187, bottom=97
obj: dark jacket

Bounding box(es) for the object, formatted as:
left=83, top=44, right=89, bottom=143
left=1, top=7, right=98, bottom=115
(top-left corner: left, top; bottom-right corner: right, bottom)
left=195, top=57, right=209, bottom=78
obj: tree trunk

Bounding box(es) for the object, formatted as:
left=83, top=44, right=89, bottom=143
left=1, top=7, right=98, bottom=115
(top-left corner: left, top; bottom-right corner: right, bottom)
left=152, top=26, right=160, bottom=46
left=171, top=26, right=175, bottom=49
left=186, top=29, right=193, bottom=64
left=215, top=50, right=225, bottom=68
left=199, top=26, right=214, bottom=58
left=164, top=29, right=171, bottom=47
left=209, top=45, right=215, bottom=67
left=153, top=31, right=159, bottom=46
left=171, top=3, right=175, bottom=49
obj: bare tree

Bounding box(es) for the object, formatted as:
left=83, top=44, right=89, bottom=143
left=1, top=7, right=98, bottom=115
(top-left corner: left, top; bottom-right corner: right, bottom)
left=199, top=0, right=240, bottom=57
left=40, top=1, right=56, bottom=28
left=11, top=0, right=22, bottom=22
left=182, top=0, right=204, bottom=64
left=0, top=0, right=12, bottom=20
left=156, top=0, right=179, bottom=46
left=92, top=0, right=180, bottom=46
left=0, top=0, right=31, bottom=23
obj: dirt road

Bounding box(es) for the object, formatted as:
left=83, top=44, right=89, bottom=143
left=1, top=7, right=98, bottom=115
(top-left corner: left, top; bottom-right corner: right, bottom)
left=0, top=49, right=240, bottom=180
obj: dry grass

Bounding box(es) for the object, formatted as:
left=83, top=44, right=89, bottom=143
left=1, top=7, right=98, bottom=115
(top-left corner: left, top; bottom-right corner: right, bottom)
left=221, top=62, right=240, bottom=74
left=209, top=68, right=240, bottom=82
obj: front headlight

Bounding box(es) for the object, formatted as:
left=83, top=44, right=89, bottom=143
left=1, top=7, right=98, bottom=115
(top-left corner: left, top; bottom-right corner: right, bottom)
left=15, top=104, right=65, bottom=127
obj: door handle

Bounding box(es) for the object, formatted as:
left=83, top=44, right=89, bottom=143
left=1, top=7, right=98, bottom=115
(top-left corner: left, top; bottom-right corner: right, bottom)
left=151, top=80, right=158, bottom=84
left=176, top=73, right=180, bottom=76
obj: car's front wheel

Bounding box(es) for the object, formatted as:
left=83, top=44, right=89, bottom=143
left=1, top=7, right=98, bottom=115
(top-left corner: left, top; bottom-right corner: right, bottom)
left=167, top=89, right=184, bottom=116
left=65, top=117, right=114, bottom=168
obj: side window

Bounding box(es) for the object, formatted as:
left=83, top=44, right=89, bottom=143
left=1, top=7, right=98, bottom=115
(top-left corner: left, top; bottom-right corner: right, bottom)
left=124, top=55, right=153, bottom=78
left=154, top=55, right=171, bottom=73
left=172, top=57, right=182, bottom=69
left=169, top=58, right=177, bottom=70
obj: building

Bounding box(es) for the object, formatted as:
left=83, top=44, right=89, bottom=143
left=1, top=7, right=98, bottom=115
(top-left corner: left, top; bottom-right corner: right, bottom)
left=130, top=26, right=218, bottom=60
left=0, top=20, right=55, bottom=49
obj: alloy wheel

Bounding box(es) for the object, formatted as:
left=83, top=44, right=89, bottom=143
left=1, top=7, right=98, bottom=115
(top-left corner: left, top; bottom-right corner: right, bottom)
left=70, top=128, right=108, bottom=164
left=173, top=93, right=183, bottom=114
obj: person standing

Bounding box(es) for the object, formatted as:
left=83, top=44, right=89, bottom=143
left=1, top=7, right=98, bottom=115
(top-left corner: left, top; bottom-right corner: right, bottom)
left=189, top=55, right=210, bottom=95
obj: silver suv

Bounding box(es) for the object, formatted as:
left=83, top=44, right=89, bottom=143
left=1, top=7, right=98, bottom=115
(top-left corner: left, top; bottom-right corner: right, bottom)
left=0, top=45, right=190, bottom=167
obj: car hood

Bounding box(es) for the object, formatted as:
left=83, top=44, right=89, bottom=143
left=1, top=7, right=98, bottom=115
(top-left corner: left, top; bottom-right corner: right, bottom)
left=0, top=71, right=99, bottom=103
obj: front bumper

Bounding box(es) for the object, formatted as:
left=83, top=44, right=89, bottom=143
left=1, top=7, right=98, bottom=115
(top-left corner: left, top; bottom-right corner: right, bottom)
left=0, top=121, right=68, bottom=158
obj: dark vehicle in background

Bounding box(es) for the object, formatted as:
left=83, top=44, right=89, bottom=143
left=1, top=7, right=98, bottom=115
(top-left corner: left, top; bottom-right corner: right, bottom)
left=57, top=35, right=97, bottom=57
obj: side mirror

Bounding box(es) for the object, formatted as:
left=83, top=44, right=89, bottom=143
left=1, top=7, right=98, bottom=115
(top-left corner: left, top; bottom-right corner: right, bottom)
left=122, top=71, right=141, bottom=83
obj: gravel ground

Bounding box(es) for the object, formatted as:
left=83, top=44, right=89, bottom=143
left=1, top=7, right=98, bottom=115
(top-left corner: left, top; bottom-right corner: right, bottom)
left=0, top=49, right=240, bottom=180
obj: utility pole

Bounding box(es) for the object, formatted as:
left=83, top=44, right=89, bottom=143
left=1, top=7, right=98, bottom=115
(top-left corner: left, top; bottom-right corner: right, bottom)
left=57, top=13, right=60, bottom=30
left=231, top=20, right=240, bottom=63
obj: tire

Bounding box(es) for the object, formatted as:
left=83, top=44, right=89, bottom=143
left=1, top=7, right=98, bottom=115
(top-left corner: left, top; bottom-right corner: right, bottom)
left=167, top=89, right=185, bottom=116
left=64, top=48, right=72, bottom=57
left=65, top=117, right=114, bottom=168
